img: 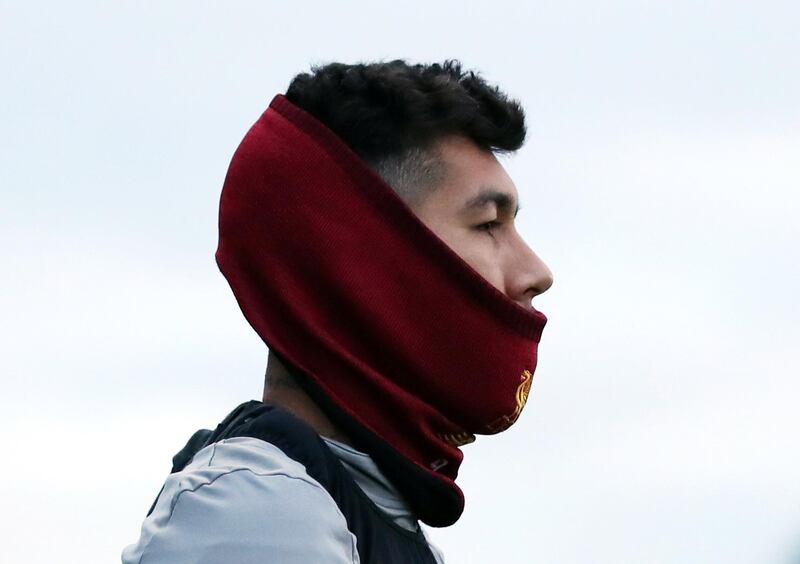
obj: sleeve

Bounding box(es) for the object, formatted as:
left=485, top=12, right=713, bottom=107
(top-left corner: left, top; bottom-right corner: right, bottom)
left=125, top=468, right=359, bottom=564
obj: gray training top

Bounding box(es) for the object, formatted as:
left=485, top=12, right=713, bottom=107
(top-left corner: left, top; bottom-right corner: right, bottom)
left=121, top=436, right=445, bottom=563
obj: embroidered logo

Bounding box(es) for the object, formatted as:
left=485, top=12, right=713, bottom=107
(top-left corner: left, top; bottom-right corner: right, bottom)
left=439, top=430, right=476, bottom=447
left=486, top=369, right=533, bottom=433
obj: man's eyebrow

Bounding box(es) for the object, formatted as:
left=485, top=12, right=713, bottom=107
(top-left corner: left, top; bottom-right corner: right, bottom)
left=463, top=188, right=521, bottom=218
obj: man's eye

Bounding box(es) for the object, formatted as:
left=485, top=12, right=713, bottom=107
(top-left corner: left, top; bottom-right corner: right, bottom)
left=477, top=221, right=501, bottom=236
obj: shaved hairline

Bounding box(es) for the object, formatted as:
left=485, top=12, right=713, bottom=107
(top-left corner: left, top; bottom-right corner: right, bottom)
left=367, top=145, right=448, bottom=209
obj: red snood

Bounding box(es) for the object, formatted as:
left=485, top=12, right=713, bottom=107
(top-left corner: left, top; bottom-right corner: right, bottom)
left=216, top=94, right=547, bottom=526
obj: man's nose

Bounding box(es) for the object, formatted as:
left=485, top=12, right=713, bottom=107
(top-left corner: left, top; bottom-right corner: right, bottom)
left=507, top=236, right=554, bottom=308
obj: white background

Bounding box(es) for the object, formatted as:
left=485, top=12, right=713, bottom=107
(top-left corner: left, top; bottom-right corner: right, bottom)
left=1, top=1, right=798, bottom=563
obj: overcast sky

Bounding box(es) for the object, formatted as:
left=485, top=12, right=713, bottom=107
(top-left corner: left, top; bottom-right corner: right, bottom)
left=1, top=2, right=798, bottom=563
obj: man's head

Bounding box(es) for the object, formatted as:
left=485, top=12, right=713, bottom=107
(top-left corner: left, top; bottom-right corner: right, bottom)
left=285, top=59, right=553, bottom=307
left=219, top=63, right=554, bottom=524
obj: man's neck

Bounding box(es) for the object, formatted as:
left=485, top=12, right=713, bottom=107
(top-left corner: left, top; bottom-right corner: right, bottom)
left=262, top=350, right=354, bottom=445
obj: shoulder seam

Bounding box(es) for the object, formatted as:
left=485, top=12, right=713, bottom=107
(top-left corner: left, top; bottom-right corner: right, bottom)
left=168, top=467, right=327, bottom=515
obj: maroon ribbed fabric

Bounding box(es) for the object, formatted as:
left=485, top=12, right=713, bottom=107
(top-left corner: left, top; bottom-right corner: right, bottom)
left=216, top=94, right=547, bottom=525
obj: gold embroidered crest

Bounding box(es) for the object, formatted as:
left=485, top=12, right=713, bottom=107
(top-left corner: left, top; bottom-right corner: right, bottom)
left=486, top=369, right=533, bottom=433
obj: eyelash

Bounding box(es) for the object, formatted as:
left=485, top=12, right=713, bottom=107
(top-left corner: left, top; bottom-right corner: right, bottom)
left=477, top=220, right=501, bottom=237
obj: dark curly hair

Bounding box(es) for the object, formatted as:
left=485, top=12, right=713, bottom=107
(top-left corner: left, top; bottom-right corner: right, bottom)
left=285, top=59, right=527, bottom=206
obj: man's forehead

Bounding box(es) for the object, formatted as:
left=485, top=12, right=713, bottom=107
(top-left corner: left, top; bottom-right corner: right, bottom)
left=425, top=136, right=521, bottom=218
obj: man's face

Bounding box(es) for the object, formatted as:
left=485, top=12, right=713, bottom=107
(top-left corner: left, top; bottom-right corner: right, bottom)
left=409, top=136, right=553, bottom=311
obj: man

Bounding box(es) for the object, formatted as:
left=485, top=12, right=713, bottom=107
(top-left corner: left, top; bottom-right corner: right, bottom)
left=122, top=59, right=553, bottom=563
